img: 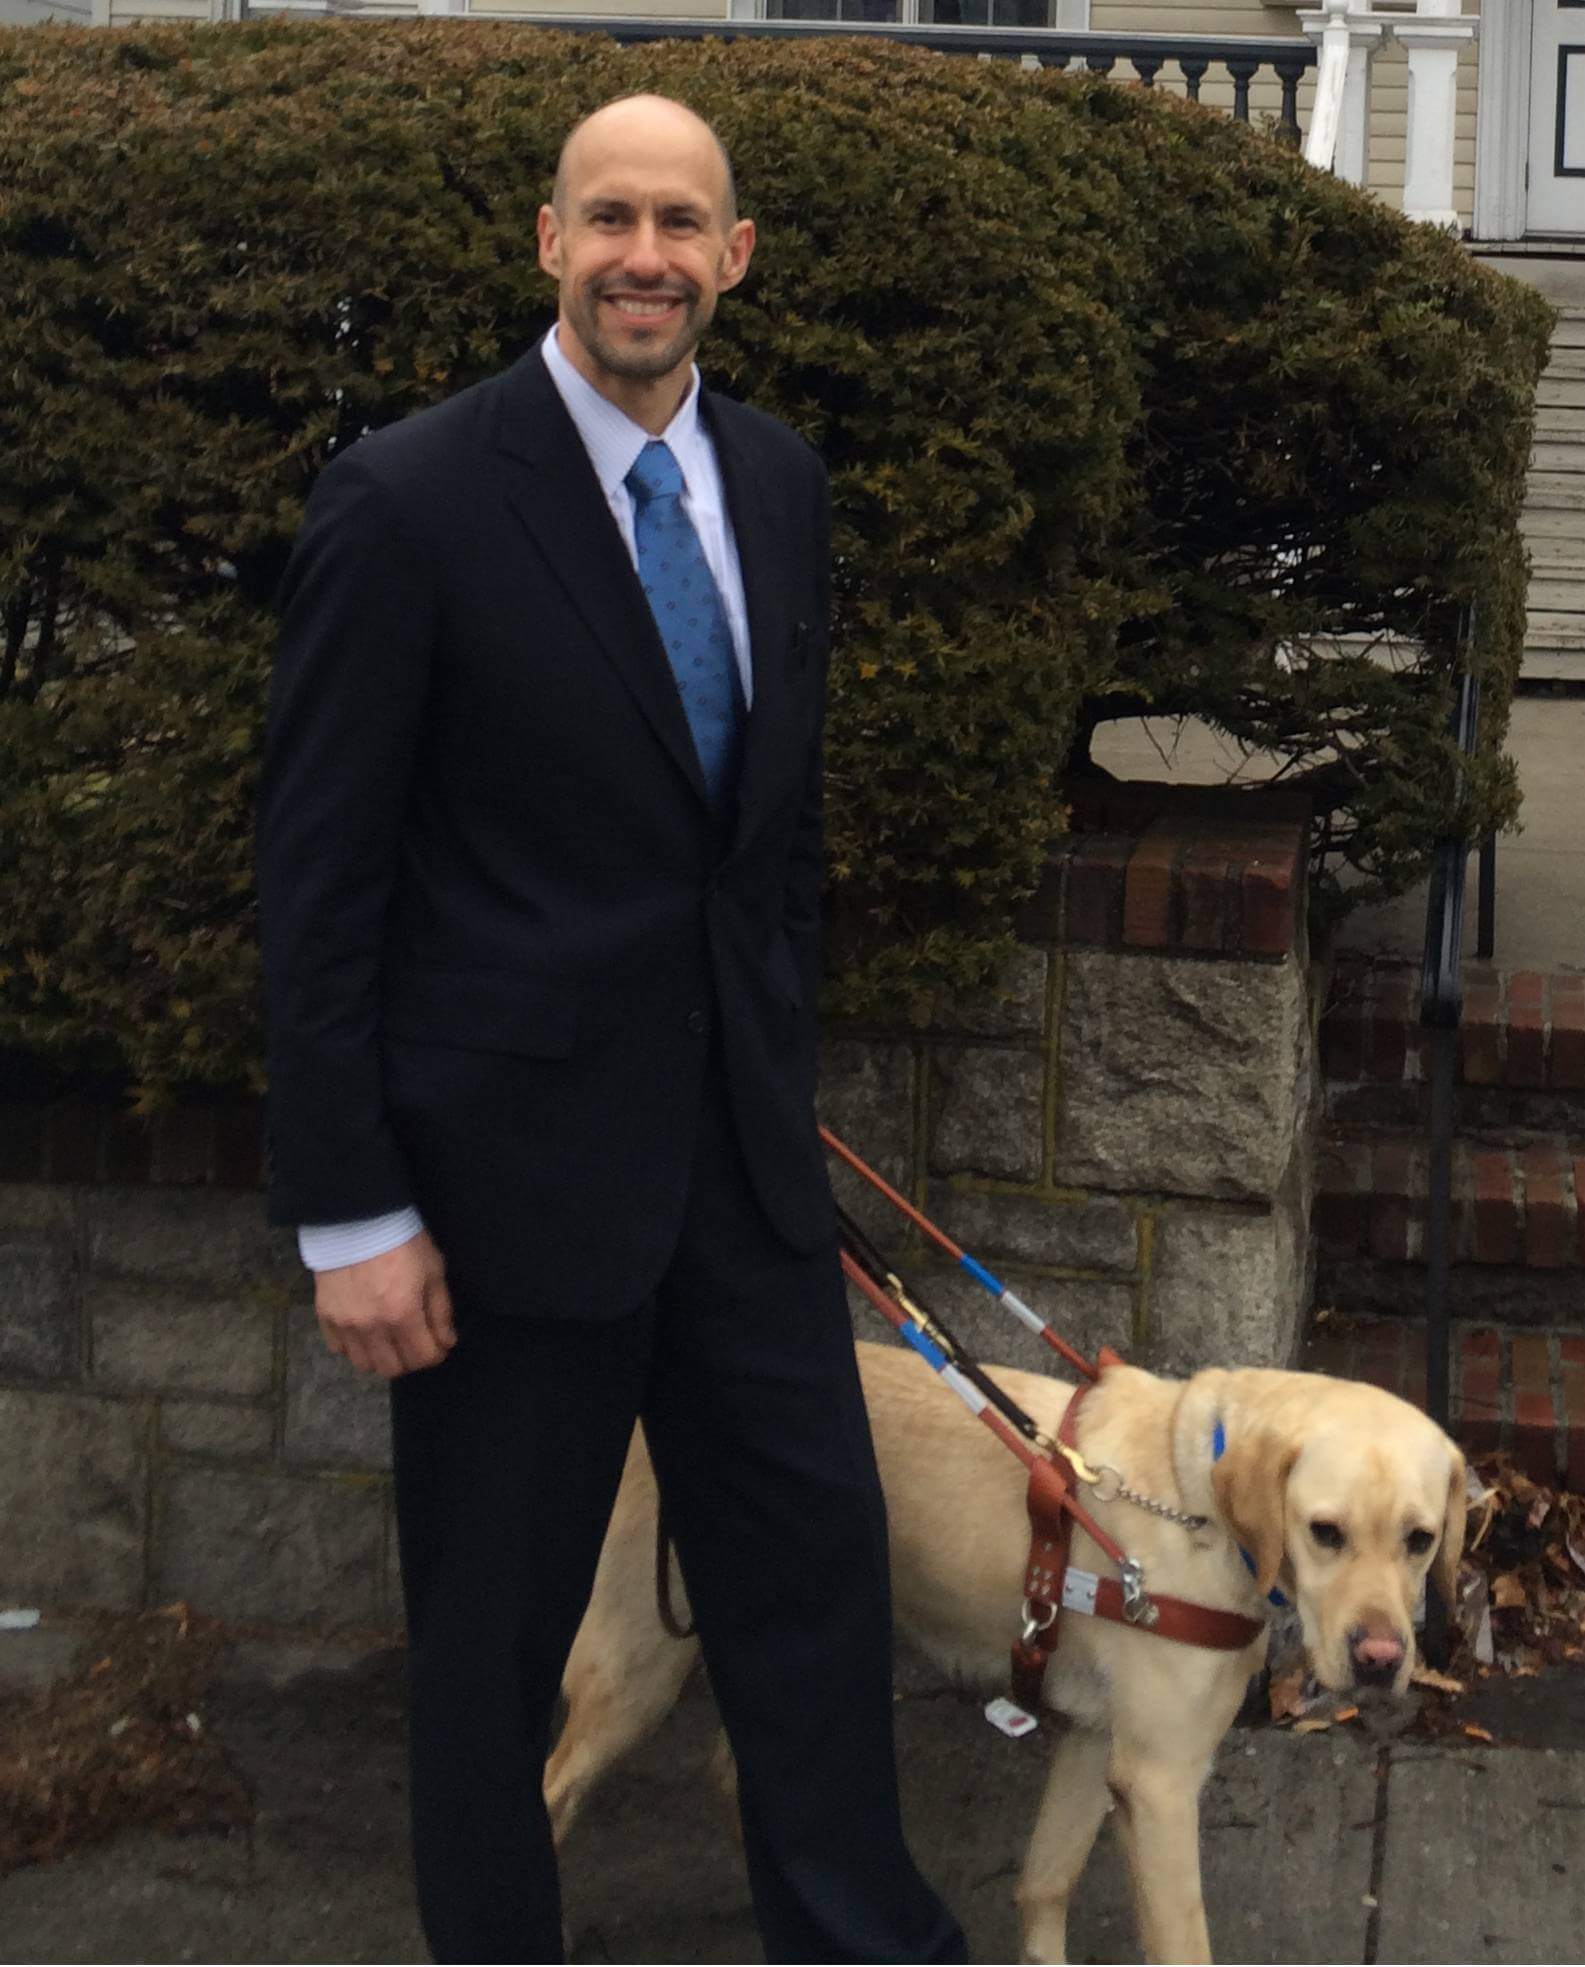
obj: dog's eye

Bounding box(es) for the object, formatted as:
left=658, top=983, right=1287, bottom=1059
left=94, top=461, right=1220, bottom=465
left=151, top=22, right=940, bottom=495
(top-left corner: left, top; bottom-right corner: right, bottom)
left=1406, top=1528, right=1436, bottom=1556
left=1310, top=1520, right=1345, bottom=1550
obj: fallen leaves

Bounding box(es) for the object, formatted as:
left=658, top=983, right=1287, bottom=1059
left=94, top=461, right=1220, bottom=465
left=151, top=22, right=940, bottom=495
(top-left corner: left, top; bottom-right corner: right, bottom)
left=0, top=1605, right=251, bottom=1875
left=1456, top=1455, right=1585, bottom=1675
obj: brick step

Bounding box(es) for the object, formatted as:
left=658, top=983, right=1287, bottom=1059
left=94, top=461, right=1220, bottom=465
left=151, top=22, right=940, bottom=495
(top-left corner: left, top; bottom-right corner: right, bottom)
left=1322, top=962, right=1585, bottom=1133
left=1301, top=1317, right=1585, bottom=1488
left=1318, top=1133, right=1585, bottom=1266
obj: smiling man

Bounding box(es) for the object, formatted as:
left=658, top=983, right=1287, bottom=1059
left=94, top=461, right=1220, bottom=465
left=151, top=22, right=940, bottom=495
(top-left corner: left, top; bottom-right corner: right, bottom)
left=258, top=95, right=964, bottom=1965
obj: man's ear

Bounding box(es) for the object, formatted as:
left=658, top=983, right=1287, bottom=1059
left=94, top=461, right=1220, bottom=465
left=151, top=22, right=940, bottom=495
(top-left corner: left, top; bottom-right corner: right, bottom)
left=1432, top=1450, right=1467, bottom=1608
left=1211, top=1434, right=1298, bottom=1598
left=537, top=203, right=563, bottom=280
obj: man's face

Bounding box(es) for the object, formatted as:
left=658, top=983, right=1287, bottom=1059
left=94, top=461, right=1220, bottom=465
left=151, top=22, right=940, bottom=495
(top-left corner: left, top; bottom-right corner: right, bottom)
left=538, top=103, right=754, bottom=405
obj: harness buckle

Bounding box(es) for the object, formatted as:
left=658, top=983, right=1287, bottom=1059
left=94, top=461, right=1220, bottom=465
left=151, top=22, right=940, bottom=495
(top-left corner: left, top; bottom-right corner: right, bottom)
left=1120, top=1558, right=1159, bottom=1627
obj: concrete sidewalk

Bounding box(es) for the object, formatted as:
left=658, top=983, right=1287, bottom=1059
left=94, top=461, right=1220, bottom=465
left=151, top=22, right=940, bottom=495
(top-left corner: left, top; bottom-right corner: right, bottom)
left=3, top=1619, right=1585, bottom=1964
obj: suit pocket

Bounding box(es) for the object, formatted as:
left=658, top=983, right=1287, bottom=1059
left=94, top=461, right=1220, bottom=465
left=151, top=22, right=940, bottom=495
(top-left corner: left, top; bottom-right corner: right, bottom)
left=382, top=965, right=577, bottom=1058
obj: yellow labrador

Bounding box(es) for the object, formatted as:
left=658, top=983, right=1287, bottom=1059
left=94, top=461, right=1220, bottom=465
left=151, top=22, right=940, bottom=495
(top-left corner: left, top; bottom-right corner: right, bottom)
left=547, top=1341, right=1465, bottom=1964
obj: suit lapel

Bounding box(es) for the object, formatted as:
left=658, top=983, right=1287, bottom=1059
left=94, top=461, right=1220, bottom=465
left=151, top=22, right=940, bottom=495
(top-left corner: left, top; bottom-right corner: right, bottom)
left=491, top=350, right=708, bottom=807
left=705, top=393, right=796, bottom=851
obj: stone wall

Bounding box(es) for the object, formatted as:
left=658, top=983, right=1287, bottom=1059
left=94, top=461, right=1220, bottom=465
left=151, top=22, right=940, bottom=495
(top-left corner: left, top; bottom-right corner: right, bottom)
left=0, top=786, right=1320, bottom=1630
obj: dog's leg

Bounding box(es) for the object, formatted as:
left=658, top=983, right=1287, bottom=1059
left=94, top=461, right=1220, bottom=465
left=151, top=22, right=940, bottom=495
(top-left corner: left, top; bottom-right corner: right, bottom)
left=1015, top=1722, right=1113, bottom=1965
left=546, top=1614, right=702, bottom=1845
left=1106, top=1742, right=1213, bottom=1965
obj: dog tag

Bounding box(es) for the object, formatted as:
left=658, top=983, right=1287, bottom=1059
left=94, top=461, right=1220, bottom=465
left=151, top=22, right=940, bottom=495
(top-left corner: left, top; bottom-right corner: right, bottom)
left=984, top=1697, right=1039, bottom=1739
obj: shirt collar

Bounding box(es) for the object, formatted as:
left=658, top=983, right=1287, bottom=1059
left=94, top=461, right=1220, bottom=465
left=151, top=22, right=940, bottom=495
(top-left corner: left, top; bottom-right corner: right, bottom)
left=540, top=325, right=705, bottom=503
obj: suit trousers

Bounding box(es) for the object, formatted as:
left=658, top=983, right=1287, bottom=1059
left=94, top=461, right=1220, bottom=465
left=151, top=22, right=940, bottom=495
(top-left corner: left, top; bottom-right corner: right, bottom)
left=388, top=1051, right=966, bottom=1965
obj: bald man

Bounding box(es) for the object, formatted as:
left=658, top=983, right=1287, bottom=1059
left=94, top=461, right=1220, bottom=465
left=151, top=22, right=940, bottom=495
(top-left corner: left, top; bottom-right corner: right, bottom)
left=258, top=96, right=965, bottom=1965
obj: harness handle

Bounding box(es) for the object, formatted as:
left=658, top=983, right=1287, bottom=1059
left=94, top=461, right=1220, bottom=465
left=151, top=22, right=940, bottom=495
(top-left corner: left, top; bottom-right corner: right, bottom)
left=821, top=1126, right=1101, bottom=1383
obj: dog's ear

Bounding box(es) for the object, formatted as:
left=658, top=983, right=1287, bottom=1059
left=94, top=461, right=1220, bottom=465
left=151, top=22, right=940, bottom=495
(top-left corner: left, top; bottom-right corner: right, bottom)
left=1211, top=1432, right=1298, bottom=1599
left=1432, top=1449, right=1467, bottom=1609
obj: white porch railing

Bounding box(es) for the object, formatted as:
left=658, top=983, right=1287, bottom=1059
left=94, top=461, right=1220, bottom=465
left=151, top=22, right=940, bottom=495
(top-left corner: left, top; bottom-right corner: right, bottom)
left=1300, top=0, right=1478, bottom=229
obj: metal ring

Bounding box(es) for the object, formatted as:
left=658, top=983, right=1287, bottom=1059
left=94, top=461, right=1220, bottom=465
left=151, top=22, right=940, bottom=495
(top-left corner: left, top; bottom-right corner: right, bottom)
left=1020, top=1597, right=1057, bottom=1635
left=1090, top=1464, right=1123, bottom=1505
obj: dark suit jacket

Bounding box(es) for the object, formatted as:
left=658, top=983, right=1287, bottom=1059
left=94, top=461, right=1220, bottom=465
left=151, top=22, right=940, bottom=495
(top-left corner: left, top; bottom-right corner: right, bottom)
left=257, top=346, right=835, bottom=1320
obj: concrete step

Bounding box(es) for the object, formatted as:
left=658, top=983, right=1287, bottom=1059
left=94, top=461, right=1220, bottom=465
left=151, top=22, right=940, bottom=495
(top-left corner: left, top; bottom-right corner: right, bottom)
left=1526, top=546, right=1585, bottom=574
left=1524, top=503, right=1585, bottom=538
left=1525, top=610, right=1585, bottom=648
left=1527, top=473, right=1585, bottom=510
left=1546, top=348, right=1585, bottom=383
left=1536, top=409, right=1585, bottom=439
left=1528, top=576, right=1585, bottom=610
left=1301, top=1315, right=1585, bottom=1486
left=1532, top=442, right=1585, bottom=474
left=1523, top=647, right=1585, bottom=682
left=1540, top=377, right=1585, bottom=409
left=1527, top=538, right=1585, bottom=571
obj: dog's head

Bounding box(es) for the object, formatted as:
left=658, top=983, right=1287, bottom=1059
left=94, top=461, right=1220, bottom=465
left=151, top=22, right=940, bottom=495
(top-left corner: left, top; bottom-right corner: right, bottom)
left=1204, top=1371, right=1465, bottom=1698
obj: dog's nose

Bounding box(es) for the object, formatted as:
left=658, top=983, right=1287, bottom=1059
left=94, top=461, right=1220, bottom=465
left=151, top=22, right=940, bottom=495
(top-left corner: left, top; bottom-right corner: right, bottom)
left=1349, top=1626, right=1406, bottom=1687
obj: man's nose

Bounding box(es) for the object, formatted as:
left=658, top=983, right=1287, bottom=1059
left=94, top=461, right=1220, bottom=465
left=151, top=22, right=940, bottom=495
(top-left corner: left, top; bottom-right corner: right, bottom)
left=622, top=223, right=667, bottom=279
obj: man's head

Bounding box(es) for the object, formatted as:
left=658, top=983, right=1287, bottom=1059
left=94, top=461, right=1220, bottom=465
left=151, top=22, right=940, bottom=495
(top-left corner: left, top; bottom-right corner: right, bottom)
left=538, top=95, right=753, bottom=426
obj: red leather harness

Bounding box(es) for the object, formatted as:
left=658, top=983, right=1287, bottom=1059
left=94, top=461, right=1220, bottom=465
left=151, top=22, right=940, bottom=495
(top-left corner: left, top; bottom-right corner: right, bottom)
left=1010, top=1370, right=1267, bottom=1716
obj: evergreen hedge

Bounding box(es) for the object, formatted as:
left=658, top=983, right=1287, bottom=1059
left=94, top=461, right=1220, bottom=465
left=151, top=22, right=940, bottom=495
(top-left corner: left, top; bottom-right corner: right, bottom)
left=0, top=22, right=1553, bottom=1097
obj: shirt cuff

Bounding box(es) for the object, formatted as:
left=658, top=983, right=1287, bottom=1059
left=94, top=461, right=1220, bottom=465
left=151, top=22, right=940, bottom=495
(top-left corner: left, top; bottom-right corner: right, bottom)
left=298, top=1208, right=426, bottom=1273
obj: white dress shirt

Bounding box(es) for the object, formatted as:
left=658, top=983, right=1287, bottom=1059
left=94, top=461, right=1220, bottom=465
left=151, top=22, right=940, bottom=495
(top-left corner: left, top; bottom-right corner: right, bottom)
left=298, top=328, right=754, bottom=1274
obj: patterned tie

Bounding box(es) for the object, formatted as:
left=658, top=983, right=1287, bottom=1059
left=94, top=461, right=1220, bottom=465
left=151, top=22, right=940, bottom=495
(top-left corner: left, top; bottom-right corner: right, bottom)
left=625, top=440, right=745, bottom=813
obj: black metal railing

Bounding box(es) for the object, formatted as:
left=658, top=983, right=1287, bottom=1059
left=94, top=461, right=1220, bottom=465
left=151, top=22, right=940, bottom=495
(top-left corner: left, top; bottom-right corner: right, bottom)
left=1418, top=609, right=1497, bottom=1663
left=532, top=17, right=1317, bottom=140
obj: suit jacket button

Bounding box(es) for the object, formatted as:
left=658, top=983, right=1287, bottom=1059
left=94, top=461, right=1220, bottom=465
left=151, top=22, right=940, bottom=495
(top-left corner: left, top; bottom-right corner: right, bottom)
left=686, top=1010, right=708, bottom=1036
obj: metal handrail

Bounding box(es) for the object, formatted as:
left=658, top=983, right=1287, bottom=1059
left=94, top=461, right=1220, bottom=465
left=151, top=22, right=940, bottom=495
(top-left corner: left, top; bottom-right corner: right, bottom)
left=1418, top=606, right=1496, bottom=1663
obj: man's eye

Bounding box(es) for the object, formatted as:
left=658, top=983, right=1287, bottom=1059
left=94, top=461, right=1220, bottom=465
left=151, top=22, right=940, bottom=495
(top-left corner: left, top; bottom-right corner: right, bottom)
left=1407, top=1528, right=1436, bottom=1556
left=1310, top=1520, right=1345, bottom=1551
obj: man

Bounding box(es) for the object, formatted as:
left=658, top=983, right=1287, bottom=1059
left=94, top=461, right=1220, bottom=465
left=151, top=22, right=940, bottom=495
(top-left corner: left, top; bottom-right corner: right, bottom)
left=258, top=93, right=965, bottom=1966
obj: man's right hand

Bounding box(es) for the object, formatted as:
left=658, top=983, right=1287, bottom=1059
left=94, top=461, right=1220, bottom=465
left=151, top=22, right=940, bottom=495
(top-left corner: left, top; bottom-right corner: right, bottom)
left=314, top=1229, right=457, bottom=1379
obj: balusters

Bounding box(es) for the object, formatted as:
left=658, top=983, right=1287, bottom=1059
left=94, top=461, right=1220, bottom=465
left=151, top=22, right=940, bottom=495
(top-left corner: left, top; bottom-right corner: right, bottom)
left=1226, top=54, right=1258, bottom=121
left=1274, top=53, right=1307, bottom=143
left=1179, top=55, right=1208, bottom=101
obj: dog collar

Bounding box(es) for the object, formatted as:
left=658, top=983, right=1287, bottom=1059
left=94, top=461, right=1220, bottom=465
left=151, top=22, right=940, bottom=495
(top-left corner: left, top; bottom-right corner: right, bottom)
left=1211, top=1419, right=1289, bottom=1608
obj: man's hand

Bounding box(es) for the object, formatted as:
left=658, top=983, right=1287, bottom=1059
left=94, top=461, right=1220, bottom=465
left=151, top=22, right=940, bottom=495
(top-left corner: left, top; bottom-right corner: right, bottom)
left=315, top=1229, right=457, bottom=1379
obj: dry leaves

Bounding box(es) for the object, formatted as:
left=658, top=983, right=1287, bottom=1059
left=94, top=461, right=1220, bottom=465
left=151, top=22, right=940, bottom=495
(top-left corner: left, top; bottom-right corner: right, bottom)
left=0, top=1604, right=251, bottom=1875
left=1452, top=1455, right=1585, bottom=1675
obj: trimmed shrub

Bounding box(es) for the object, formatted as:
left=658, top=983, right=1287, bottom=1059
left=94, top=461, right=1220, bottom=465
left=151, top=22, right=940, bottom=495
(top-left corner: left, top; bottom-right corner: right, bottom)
left=0, top=23, right=1553, bottom=1096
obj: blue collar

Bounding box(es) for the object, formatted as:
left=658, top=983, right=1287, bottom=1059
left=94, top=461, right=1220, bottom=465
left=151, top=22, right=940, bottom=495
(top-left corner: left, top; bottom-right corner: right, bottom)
left=1212, top=1419, right=1289, bottom=1609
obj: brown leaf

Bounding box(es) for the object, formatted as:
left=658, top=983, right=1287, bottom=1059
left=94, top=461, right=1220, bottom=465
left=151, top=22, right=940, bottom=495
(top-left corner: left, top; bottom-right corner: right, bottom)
left=1268, top=1669, right=1309, bottom=1723
left=1492, top=1572, right=1527, bottom=1610
left=1334, top=1706, right=1360, bottom=1723
left=1528, top=1494, right=1552, bottom=1532
left=1294, top=1718, right=1333, bottom=1735
left=1463, top=1724, right=1495, bottom=1743
left=1411, top=1666, right=1467, bottom=1695
left=86, top=1659, right=112, bottom=1680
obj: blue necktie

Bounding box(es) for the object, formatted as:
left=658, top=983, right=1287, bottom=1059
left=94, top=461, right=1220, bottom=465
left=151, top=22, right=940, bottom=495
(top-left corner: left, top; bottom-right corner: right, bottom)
left=625, top=440, right=744, bottom=813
